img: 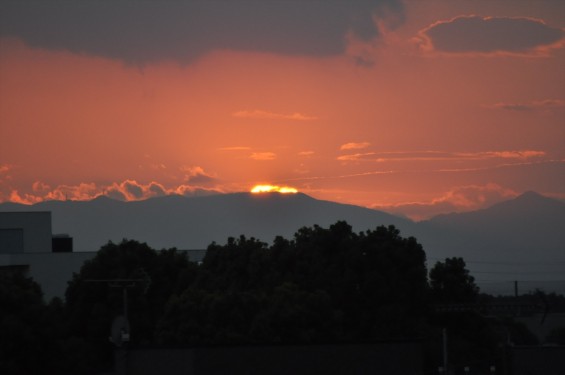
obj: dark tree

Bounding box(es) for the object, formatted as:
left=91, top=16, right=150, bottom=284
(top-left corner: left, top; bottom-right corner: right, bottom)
left=157, top=222, right=429, bottom=345
left=427, top=258, right=502, bottom=372
left=0, top=271, right=74, bottom=374
left=547, top=327, right=565, bottom=345
left=429, top=257, right=479, bottom=304
left=0, top=271, right=46, bottom=374
left=65, top=239, right=197, bottom=370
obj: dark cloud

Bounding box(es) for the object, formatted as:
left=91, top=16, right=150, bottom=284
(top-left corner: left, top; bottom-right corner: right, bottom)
left=175, top=185, right=222, bottom=198
left=0, top=0, right=404, bottom=64
left=181, top=166, right=217, bottom=186
left=105, top=188, right=127, bottom=201
left=148, top=182, right=166, bottom=197
left=123, top=180, right=144, bottom=199
left=186, top=173, right=216, bottom=186
left=421, top=16, right=565, bottom=54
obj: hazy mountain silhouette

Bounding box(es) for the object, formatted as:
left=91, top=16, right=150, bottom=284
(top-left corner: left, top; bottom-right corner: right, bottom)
left=417, top=191, right=565, bottom=262
left=0, top=192, right=413, bottom=251
left=2, top=191, right=563, bottom=293
left=413, top=191, right=565, bottom=292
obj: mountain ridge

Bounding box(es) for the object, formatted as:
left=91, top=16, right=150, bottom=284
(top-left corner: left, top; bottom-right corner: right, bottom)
left=2, top=191, right=564, bottom=294
left=0, top=192, right=413, bottom=250
left=426, top=191, right=564, bottom=224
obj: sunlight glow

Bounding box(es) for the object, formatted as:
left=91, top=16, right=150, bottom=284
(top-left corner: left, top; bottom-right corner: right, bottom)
left=251, top=185, right=298, bottom=194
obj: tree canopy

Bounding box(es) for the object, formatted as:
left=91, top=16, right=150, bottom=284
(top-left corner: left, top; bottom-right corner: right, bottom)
left=3, top=221, right=556, bottom=374
left=429, top=257, right=479, bottom=304
left=157, top=222, right=428, bottom=345
left=64, top=240, right=197, bottom=371
left=0, top=271, right=68, bottom=374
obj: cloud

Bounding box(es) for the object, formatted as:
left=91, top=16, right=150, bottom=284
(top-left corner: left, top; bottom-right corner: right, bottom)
left=2, top=179, right=224, bottom=204
left=148, top=182, right=167, bottom=197
left=298, top=151, right=315, bottom=157
left=0, top=1, right=404, bottom=64
left=0, top=166, right=15, bottom=200
left=105, top=179, right=222, bottom=200
left=337, top=152, right=376, bottom=161
left=218, top=146, right=251, bottom=151
left=250, top=152, right=277, bottom=161
left=40, top=182, right=101, bottom=202
left=180, top=166, right=217, bottom=185
left=7, top=190, right=45, bottom=205
left=124, top=180, right=144, bottom=199
left=32, top=181, right=51, bottom=193
left=0, top=164, right=11, bottom=174
left=488, top=99, right=565, bottom=112
left=337, top=150, right=546, bottom=163
left=417, top=16, right=565, bottom=56
left=173, top=185, right=223, bottom=198
left=340, top=142, right=371, bottom=150
left=375, top=184, right=518, bottom=221
left=476, top=151, right=546, bottom=159
left=105, top=187, right=127, bottom=202
left=232, top=110, right=317, bottom=121
left=285, top=169, right=394, bottom=184
left=433, top=183, right=518, bottom=209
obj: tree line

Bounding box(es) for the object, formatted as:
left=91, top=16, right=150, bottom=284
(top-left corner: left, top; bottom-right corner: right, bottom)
left=1, top=221, right=562, bottom=374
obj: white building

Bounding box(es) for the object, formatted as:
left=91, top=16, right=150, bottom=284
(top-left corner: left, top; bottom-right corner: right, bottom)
left=0, top=211, right=96, bottom=301
left=0, top=211, right=206, bottom=301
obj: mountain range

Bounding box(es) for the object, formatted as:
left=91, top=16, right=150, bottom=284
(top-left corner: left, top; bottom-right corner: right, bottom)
left=1, top=191, right=564, bottom=294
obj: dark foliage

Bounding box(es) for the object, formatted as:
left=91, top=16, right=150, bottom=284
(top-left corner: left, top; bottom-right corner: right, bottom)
left=0, top=272, right=72, bottom=374
left=429, top=257, right=479, bottom=304
left=3, top=221, right=551, bottom=374
left=64, top=239, right=196, bottom=372
left=156, top=222, right=428, bottom=345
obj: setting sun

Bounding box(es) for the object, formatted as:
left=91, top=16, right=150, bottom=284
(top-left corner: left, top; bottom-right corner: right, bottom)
left=251, top=185, right=298, bottom=194
left=1, top=1, right=563, bottom=220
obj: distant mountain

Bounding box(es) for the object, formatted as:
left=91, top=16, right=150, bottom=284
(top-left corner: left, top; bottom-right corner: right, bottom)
left=428, top=191, right=564, bottom=227
left=0, top=192, right=413, bottom=251
left=414, top=192, right=565, bottom=293
left=2, top=191, right=563, bottom=294
left=419, top=191, right=565, bottom=261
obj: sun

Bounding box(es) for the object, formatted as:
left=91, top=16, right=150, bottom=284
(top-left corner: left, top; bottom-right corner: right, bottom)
left=250, top=184, right=298, bottom=194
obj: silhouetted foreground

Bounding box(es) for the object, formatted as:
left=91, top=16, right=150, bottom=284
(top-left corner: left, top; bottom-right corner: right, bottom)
left=1, top=221, right=564, bottom=374
left=127, top=343, right=422, bottom=375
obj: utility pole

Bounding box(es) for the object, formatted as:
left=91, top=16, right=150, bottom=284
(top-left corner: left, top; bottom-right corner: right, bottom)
left=107, top=279, right=139, bottom=328
left=85, top=278, right=144, bottom=375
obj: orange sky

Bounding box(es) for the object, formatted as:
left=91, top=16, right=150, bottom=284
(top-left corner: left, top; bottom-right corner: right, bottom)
left=1, top=0, right=564, bottom=220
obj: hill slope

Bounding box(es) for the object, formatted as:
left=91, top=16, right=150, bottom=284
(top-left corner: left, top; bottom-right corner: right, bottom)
left=0, top=193, right=414, bottom=251
left=2, top=191, right=564, bottom=294
left=414, top=192, right=565, bottom=293
left=419, top=191, right=565, bottom=261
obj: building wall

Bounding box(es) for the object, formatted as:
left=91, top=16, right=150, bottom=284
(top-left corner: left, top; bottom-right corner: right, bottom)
left=3, top=249, right=206, bottom=301
left=0, top=211, right=52, bottom=253
left=0, top=212, right=207, bottom=301
left=8, top=252, right=97, bottom=300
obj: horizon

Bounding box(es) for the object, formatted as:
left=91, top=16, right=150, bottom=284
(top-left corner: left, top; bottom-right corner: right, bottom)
left=1, top=1, right=564, bottom=220
left=1, top=189, right=562, bottom=222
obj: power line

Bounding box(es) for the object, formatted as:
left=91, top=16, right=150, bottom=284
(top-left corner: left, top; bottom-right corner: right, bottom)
left=427, top=257, right=565, bottom=266
left=472, top=270, right=565, bottom=275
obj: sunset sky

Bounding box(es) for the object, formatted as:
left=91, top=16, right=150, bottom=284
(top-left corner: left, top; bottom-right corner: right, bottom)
left=1, top=0, right=564, bottom=220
